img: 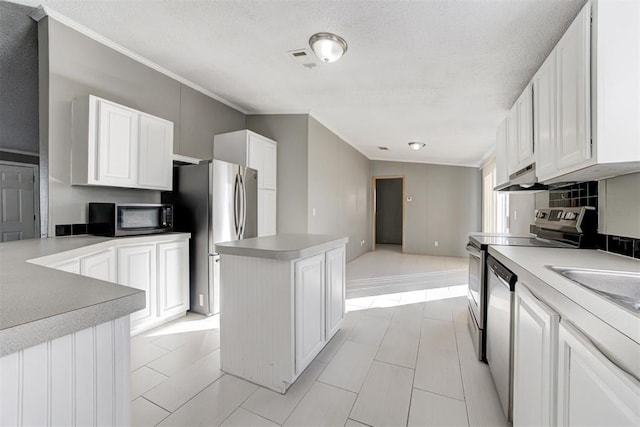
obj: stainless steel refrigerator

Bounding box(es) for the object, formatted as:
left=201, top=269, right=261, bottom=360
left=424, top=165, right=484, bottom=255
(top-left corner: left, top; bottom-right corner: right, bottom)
left=162, top=160, right=257, bottom=315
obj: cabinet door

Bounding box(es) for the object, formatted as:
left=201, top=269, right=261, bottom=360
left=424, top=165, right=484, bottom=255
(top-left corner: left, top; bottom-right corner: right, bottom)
left=157, top=240, right=189, bottom=318
left=262, top=140, right=277, bottom=190
left=117, top=245, right=156, bottom=327
left=534, top=51, right=558, bottom=181
left=96, top=99, right=138, bottom=186
left=496, top=118, right=509, bottom=186
left=258, top=189, right=276, bottom=237
left=557, top=321, right=640, bottom=426
left=516, top=85, right=534, bottom=169
left=325, top=246, right=345, bottom=340
left=80, top=249, right=116, bottom=282
left=138, top=114, right=173, bottom=190
left=507, top=106, right=520, bottom=175
left=294, top=254, right=325, bottom=375
left=248, top=134, right=264, bottom=187
left=556, top=4, right=591, bottom=171
left=53, top=259, right=81, bottom=274
left=513, top=284, right=559, bottom=427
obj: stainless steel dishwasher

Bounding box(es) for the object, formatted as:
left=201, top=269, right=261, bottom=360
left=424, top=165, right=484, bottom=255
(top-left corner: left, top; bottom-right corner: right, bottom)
left=486, top=254, right=517, bottom=422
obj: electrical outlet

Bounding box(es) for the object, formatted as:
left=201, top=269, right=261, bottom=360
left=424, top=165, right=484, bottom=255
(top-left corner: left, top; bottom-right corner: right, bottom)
left=360, top=239, right=365, bottom=247
left=434, top=241, right=439, bottom=247
left=312, top=207, right=316, bottom=217
left=199, top=294, right=204, bottom=306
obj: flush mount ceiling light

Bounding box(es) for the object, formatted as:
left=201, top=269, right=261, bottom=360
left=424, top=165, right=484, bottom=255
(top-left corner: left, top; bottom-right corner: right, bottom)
left=309, top=32, right=348, bottom=63
left=408, top=142, right=426, bottom=151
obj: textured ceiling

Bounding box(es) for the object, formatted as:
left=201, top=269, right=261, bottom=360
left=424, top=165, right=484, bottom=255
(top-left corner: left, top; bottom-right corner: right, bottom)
left=20, top=0, right=586, bottom=166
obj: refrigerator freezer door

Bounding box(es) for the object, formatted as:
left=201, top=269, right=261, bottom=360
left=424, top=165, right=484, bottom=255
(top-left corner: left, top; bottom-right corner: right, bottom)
left=241, top=166, right=258, bottom=239
left=211, top=160, right=241, bottom=251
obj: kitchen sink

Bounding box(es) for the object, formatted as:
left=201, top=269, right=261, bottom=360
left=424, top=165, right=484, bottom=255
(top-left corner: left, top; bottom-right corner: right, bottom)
left=547, top=266, right=640, bottom=313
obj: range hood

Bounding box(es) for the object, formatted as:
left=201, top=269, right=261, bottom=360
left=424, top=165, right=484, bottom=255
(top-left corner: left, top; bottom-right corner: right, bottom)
left=495, top=163, right=550, bottom=193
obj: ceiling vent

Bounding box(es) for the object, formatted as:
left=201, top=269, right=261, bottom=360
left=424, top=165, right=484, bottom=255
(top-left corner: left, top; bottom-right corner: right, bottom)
left=288, top=48, right=318, bottom=69
left=378, top=146, right=390, bottom=151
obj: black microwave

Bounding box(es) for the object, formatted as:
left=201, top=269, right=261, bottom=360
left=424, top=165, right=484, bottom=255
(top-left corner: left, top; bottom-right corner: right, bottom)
left=88, top=203, right=174, bottom=237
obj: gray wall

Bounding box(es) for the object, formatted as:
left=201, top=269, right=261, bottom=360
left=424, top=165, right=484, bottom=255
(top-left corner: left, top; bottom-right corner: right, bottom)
left=0, top=1, right=39, bottom=154
left=371, top=160, right=481, bottom=257
left=247, top=114, right=309, bottom=235
left=40, top=17, right=246, bottom=235
left=307, top=117, right=370, bottom=261
left=248, top=115, right=370, bottom=261
left=598, top=172, right=640, bottom=239
left=375, top=178, right=403, bottom=244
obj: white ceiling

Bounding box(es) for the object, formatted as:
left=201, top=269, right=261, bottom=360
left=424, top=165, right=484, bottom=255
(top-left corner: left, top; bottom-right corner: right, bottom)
left=20, top=0, right=586, bottom=166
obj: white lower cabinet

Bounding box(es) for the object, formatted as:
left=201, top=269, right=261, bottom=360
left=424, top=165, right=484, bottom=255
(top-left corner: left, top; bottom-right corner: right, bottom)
left=325, top=246, right=345, bottom=340
left=45, top=235, right=190, bottom=336
left=80, top=249, right=116, bottom=282
left=294, top=254, right=325, bottom=374
left=513, top=284, right=559, bottom=427
left=117, top=244, right=156, bottom=328
left=557, top=321, right=640, bottom=427
left=157, top=240, right=190, bottom=319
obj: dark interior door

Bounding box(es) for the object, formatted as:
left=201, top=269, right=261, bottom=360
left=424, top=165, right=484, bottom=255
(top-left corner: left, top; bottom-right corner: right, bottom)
left=375, top=178, right=403, bottom=244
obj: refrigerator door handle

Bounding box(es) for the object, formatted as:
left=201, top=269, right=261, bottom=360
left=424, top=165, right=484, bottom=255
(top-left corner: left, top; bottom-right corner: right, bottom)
left=239, top=173, right=247, bottom=238
left=233, top=173, right=240, bottom=239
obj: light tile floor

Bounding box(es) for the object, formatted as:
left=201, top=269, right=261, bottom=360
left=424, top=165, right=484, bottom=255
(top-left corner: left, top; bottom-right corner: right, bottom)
left=131, top=288, right=507, bottom=426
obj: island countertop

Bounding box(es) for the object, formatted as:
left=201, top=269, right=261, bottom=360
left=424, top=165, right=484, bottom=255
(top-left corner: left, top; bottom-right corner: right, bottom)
left=0, top=233, right=189, bottom=357
left=215, top=234, right=348, bottom=260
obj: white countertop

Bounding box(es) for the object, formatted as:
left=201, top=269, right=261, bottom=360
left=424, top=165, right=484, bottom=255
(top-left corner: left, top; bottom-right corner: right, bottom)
left=216, top=234, right=348, bottom=260
left=488, top=246, right=640, bottom=344
left=0, top=233, right=189, bottom=357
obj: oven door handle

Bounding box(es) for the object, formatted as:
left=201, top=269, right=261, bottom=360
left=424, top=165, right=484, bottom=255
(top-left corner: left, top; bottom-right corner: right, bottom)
left=466, top=243, right=482, bottom=258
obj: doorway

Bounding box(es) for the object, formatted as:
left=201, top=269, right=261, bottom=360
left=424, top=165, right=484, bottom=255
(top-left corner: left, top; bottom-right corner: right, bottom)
left=0, top=161, right=39, bottom=241
left=372, top=176, right=404, bottom=252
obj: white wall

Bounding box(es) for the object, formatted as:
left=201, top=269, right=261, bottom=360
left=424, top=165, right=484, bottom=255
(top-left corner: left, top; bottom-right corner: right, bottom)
left=598, top=172, right=640, bottom=239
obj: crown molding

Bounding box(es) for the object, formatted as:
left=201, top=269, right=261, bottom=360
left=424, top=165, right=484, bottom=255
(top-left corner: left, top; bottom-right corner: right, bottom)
left=29, top=5, right=249, bottom=115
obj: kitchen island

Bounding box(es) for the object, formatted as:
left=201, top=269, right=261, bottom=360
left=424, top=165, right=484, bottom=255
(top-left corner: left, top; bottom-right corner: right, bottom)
left=0, top=233, right=189, bottom=426
left=216, top=234, right=348, bottom=393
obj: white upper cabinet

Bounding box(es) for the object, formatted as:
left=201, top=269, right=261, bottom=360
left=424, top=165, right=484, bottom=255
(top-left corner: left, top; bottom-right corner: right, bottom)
left=495, top=118, right=509, bottom=187
left=507, top=84, right=534, bottom=176
left=95, top=99, right=138, bottom=187
left=556, top=4, right=591, bottom=173
left=137, top=113, right=174, bottom=189
left=533, top=0, right=640, bottom=183
left=72, top=95, right=173, bottom=190
left=533, top=50, right=558, bottom=181
left=214, top=129, right=278, bottom=236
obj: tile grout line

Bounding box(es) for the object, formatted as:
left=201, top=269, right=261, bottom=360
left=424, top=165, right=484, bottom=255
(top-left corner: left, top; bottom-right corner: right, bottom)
left=137, top=396, right=170, bottom=426
left=451, top=310, right=472, bottom=427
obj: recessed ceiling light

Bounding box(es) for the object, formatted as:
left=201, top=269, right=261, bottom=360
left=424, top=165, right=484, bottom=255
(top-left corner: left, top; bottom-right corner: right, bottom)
left=309, top=32, right=348, bottom=63
left=408, top=142, right=426, bottom=151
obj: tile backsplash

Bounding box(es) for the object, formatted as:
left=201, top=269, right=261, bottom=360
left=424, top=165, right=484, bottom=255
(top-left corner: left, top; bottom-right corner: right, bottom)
left=549, top=181, right=598, bottom=209
left=546, top=181, right=639, bottom=258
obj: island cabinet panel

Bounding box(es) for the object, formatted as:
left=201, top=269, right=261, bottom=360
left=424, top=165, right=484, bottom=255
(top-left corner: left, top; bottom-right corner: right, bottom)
left=219, top=240, right=347, bottom=394
left=557, top=321, right=640, bottom=427
left=294, top=254, right=326, bottom=374
left=325, top=246, right=346, bottom=340
left=0, top=316, right=131, bottom=426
